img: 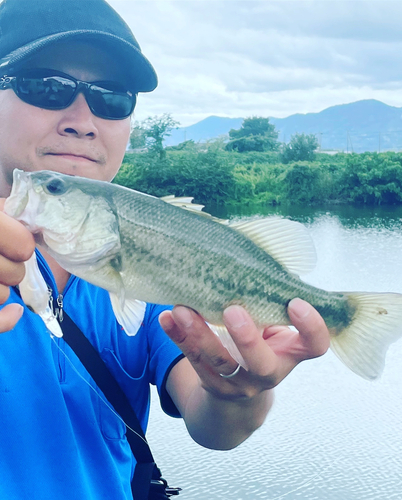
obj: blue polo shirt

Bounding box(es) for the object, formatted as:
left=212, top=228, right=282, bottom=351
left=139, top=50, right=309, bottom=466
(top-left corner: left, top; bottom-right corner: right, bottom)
left=0, top=251, right=183, bottom=500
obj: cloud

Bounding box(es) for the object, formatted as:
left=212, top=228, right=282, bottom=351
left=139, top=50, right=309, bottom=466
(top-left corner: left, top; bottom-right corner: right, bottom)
left=109, top=1, right=402, bottom=126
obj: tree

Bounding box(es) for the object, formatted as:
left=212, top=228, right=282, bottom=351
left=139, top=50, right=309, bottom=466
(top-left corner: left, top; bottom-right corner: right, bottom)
left=281, top=133, right=319, bottom=163
left=137, top=114, right=179, bottom=159
left=165, top=139, right=196, bottom=151
left=129, top=122, right=146, bottom=150
left=225, top=116, right=279, bottom=152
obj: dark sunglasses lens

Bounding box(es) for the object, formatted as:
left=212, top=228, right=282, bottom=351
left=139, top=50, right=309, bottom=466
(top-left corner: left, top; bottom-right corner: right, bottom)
left=88, top=85, right=135, bottom=119
left=15, top=76, right=76, bottom=109
left=13, top=74, right=134, bottom=119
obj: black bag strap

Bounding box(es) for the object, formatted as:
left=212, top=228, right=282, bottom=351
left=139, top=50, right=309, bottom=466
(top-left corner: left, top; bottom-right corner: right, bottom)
left=59, top=312, right=157, bottom=500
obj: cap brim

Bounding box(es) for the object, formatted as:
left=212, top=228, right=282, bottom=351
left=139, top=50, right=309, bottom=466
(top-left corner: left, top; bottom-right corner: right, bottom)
left=0, top=30, right=158, bottom=93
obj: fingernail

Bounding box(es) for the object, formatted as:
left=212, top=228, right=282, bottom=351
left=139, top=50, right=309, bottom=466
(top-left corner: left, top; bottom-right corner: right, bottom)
left=158, top=310, right=174, bottom=331
left=224, top=305, right=247, bottom=329
left=16, top=304, right=24, bottom=318
left=288, top=298, right=310, bottom=320
left=175, top=306, right=194, bottom=328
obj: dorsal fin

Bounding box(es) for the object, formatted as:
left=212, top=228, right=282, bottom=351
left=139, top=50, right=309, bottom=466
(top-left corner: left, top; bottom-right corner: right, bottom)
left=160, top=194, right=229, bottom=224
left=160, top=195, right=205, bottom=212
left=230, top=216, right=317, bottom=275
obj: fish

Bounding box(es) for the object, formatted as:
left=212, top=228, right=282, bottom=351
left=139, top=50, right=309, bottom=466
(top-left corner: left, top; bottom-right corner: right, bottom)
left=5, top=168, right=402, bottom=380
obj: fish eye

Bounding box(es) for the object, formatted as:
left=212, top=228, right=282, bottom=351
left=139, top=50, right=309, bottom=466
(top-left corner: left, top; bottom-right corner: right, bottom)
left=44, top=178, right=68, bottom=196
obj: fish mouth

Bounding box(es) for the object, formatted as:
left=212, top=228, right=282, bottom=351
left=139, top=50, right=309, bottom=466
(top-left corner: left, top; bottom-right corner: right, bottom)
left=4, top=169, right=31, bottom=218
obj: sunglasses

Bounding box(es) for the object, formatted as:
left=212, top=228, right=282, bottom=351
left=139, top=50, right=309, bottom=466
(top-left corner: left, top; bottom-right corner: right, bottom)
left=0, top=69, right=137, bottom=120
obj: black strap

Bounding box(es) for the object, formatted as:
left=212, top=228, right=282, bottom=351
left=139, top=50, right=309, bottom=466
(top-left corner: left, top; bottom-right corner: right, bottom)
left=59, top=312, right=156, bottom=500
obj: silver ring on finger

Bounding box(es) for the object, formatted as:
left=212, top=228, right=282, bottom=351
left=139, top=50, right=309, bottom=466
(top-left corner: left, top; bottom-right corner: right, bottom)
left=219, top=363, right=241, bottom=379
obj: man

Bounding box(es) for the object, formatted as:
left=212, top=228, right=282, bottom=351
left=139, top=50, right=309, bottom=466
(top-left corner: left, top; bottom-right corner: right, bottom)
left=0, top=0, right=330, bottom=498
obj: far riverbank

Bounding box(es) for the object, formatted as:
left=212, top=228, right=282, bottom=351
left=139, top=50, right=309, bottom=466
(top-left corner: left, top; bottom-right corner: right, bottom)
left=115, top=148, right=402, bottom=209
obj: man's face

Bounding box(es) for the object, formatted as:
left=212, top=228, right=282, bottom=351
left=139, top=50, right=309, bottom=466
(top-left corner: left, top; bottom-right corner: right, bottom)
left=0, top=41, right=132, bottom=197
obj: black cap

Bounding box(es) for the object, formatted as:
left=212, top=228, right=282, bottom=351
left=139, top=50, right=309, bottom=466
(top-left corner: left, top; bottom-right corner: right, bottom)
left=0, top=0, right=157, bottom=92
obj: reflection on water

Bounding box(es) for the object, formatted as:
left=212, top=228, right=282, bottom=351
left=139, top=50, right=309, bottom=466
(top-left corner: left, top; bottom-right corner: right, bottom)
left=146, top=204, right=402, bottom=500
left=208, top=201, right=402, bottom=228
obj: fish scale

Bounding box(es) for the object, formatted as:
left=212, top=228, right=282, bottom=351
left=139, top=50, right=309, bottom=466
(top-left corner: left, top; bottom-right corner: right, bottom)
left=121, top=207, right=297, bottom=324
left=115, top=186, right=333, bottom=324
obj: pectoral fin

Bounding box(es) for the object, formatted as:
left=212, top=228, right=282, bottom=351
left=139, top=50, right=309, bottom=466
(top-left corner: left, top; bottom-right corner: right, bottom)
left=109, top=293, right=146, bottom=336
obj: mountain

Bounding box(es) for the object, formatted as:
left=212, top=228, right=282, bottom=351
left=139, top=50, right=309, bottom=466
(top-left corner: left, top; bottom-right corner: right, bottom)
left=165, top=115, right=243, bottom=146
left=270, top=100, right=402, bottom=153
left=165, top=100, right=402, bottom=153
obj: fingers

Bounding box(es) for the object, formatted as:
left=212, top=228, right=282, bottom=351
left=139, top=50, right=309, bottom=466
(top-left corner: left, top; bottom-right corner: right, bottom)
left=223, top=305, right=277, bottom=377
left=0, top=284, right=10, bottom=304
left=0, top=254, right=27, bottom=287
left=160, top=300, right=331, bottom=398
left=287, top=298, right=330, bottom=359
left=0, top=208, right=35, bottom=333
left=0, top=211, right=35, bottom=262
left=0, top=212, right=35, bottom=306
left=160, top=305, right=280, bottom=395
left=160, top=306, right=234, bottom=378
left=0, top=303, right=24, bottom=333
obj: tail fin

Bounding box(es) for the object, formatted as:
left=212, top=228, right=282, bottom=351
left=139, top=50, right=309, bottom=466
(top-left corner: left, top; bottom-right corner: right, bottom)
left=331, top=292, right=402, bottom=380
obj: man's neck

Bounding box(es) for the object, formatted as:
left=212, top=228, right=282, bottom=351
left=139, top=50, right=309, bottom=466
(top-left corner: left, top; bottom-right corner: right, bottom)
left=0, top=170, right=12, bottom=198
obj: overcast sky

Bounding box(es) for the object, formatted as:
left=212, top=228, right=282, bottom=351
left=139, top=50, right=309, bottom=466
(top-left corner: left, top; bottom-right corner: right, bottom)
left=109, top=1, right=402, bottom=127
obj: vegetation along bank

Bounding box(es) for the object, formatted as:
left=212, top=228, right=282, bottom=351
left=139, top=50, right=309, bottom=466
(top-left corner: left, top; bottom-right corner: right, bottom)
left=114, top=115, right=402, bottom=207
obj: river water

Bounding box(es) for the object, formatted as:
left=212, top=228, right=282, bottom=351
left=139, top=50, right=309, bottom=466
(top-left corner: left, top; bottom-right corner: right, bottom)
left=146, top=204, right=402, bottom=500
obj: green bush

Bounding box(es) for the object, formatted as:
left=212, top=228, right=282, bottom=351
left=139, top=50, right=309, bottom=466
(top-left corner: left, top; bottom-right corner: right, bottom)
left=115, top=148, right=237, bottom=205
left=341, top=152, right=402, bottom=204
left=114, top=150, right=402, bottom=208
left=232, top=162, right=288, bottom=205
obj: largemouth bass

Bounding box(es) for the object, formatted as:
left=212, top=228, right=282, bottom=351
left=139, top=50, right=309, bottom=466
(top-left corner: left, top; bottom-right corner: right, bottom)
left=5, top=169, right=402, bottom=380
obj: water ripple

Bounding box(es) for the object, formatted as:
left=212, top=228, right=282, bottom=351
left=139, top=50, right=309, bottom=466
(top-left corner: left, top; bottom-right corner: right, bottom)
left=146, top=211, right=402, bottom=500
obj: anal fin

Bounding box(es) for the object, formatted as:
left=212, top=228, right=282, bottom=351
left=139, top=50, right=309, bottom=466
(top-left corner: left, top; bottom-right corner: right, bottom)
left=208, top=323, right=248, bottom=370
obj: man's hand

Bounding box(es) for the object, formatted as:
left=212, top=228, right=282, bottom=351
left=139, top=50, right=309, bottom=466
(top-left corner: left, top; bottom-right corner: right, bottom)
left=159, top=300, right=330, bottom=449
left=0, top=200, right=35, bottom=332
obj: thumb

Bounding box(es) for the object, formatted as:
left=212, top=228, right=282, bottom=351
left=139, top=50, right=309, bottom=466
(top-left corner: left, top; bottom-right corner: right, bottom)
left=287, top=298, right=330, bottom=359
left=0, top=303, right=24, bottom=333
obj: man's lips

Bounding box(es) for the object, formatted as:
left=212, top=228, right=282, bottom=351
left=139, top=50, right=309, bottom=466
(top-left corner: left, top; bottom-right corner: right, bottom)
left=37, top=146, right=107, bottom=165
left=45, top=152, right=98, bottom=163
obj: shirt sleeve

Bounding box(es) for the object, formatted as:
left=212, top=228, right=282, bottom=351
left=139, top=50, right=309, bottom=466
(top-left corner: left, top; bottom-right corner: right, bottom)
left=143, top=303, right=184, bottom=418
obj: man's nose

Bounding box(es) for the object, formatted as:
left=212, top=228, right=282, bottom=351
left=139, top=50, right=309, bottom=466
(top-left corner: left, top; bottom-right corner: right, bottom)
left=56, top=93, right=98, bottom=139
